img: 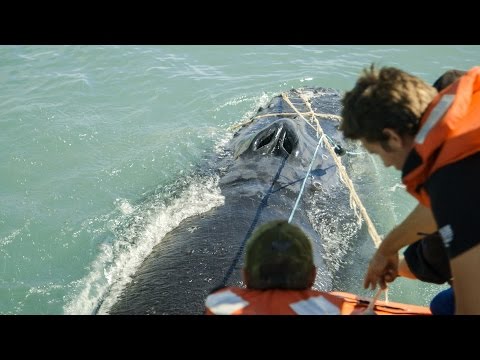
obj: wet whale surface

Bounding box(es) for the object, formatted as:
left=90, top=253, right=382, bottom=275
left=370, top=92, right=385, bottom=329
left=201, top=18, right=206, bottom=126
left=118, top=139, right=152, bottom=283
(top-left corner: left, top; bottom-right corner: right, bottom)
left=107, top=87, right=360, bottom=314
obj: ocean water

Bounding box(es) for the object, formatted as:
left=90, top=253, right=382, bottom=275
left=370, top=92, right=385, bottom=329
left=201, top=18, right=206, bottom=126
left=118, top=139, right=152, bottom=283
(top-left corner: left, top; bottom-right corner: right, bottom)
left=1, top=45, right=478, bottom=314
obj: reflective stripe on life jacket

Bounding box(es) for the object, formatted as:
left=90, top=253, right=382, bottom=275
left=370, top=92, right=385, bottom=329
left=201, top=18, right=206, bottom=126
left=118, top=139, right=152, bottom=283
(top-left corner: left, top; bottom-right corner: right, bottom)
left=205, top=289, right=250, bottom=315
left=205, top=287, right=342, bottom=315
left=402, top=66, right=480, bottom=206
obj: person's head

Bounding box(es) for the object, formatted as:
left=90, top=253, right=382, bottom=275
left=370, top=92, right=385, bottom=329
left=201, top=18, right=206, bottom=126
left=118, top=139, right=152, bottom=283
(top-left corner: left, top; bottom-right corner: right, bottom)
left=243, top=220, right=316, bottom=290
left=340, top=65, right=437, bottom=170
left=432, top=69, right=465, bottom=91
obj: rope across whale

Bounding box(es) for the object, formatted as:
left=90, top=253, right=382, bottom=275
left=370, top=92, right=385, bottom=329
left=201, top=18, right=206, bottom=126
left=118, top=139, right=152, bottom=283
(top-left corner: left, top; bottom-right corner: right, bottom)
left=217, top=89, right=382, bottom=290
left=233, top=89, right=381, bottom=248
left=280, top=91, right=382, bottom=248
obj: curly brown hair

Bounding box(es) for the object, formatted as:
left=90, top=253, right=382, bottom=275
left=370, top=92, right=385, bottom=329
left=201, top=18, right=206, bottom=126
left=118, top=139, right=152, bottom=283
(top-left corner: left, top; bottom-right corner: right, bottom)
left=340, top=64, right=437, bottom=142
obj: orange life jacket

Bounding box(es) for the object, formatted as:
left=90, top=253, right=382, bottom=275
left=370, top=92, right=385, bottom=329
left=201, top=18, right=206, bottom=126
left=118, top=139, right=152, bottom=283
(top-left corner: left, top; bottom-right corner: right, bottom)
left=204, top=288, right=431, bottom=315
left=402, top=66, right=480, bottom=207
left=205, top=287, right=343, bottom=315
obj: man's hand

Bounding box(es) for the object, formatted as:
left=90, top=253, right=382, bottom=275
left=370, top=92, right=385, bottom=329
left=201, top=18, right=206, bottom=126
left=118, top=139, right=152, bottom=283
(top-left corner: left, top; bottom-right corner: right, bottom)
left=363, top=250, right=399, bottom=290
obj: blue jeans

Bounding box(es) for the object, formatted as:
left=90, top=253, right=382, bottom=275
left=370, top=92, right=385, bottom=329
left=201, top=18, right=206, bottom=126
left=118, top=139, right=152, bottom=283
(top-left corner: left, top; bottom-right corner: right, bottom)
left=430, top=287, right=455, bottom=315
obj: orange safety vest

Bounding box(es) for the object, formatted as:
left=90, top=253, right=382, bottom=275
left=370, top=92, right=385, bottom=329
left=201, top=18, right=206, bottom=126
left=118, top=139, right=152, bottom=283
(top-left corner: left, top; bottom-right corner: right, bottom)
left=205, top=287, right=344, bottom=315
left=205, top=288, right=431, bottom=315
left=402, top=66, right=480, bottom=207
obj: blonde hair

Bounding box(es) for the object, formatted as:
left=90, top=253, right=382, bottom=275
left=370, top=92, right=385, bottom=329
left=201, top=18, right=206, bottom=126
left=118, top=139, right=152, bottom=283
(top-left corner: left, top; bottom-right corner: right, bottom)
left=341, top=64, right=437, bottom=142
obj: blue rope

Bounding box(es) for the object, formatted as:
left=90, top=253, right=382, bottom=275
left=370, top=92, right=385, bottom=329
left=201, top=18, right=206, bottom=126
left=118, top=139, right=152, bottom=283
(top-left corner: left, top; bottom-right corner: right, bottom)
left=215, top=154, right=289, bottom=289
left=288, top=135, right=324, bottom=223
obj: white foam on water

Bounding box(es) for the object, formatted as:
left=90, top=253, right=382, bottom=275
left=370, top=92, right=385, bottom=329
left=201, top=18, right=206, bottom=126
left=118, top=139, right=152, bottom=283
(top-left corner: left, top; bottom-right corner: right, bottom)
left=0, top=220, right=30, bottom=257
left=63, top=175, right=224, bottom=315
left=115, top=198, right=134, bottom=215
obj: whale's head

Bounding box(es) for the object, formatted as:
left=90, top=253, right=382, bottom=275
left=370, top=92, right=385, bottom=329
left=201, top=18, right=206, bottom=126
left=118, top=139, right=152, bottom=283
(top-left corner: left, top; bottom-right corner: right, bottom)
left=220, top=88, right=346, bottom=195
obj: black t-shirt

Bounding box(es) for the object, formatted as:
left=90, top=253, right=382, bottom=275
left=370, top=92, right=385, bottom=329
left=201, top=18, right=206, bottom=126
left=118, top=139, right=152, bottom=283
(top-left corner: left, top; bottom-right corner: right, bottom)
left=402, top=152, right=480, bottom=282
left=425, top=150, right=480, bottom=259
left=403, top=232, right=451, bottom=284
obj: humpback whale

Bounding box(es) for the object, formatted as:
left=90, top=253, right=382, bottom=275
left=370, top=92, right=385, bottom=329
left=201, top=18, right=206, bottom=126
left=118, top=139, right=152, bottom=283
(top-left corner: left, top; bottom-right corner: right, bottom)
left=107, top=87, right=365, bottom=315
